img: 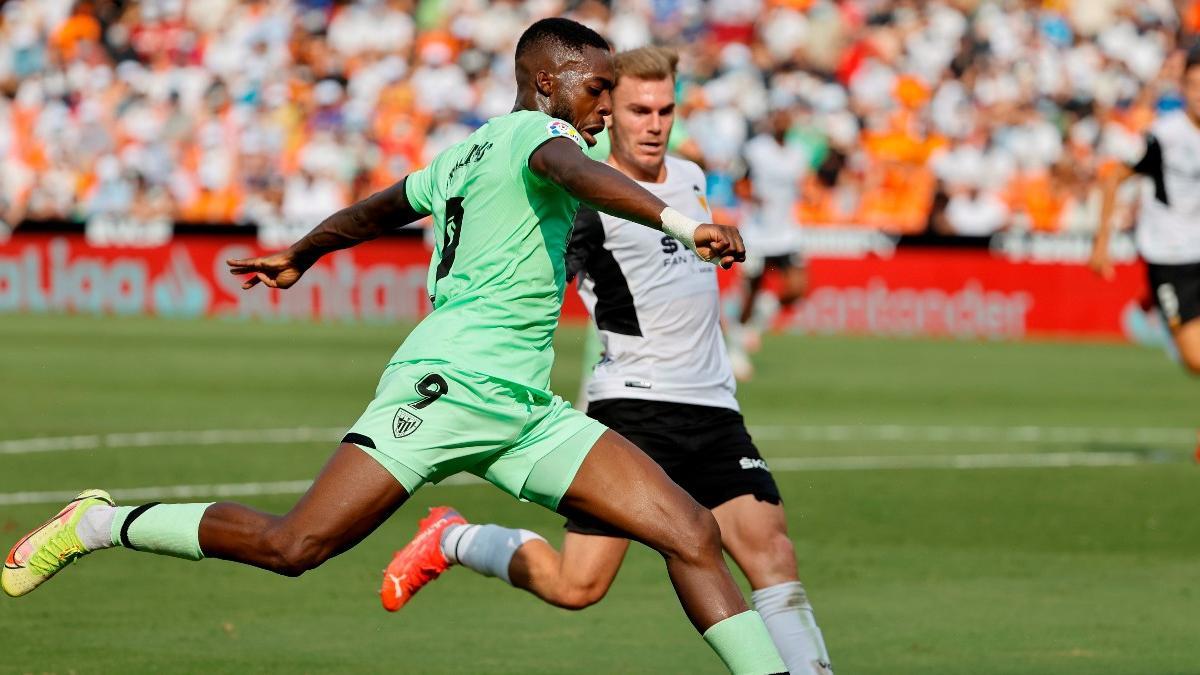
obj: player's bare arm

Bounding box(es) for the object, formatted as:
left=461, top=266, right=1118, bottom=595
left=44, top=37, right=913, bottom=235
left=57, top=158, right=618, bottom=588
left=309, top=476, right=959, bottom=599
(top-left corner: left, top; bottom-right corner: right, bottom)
left=226, top=178, right=426, bottom=289
left=1089, top=162, right=1133, bottom=280
left=529, top=137, right=745, bottom=268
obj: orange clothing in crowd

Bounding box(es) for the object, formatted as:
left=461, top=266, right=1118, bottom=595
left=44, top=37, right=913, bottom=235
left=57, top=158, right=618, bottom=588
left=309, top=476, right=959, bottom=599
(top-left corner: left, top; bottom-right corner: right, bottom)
left=52, top=13, right=102, bottom=60
left=1007, top=171, right=1066, bottom=232
left=1186, top=0, right=1200, bottom=33
left=180, top=188, right=242, bottom=223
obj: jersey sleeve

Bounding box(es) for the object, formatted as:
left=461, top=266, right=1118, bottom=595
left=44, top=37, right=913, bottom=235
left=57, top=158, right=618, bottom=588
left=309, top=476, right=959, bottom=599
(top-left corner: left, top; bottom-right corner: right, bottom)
left=512, top=113, right=589, bottom=171
left=403, top=164, right=435, bottom=215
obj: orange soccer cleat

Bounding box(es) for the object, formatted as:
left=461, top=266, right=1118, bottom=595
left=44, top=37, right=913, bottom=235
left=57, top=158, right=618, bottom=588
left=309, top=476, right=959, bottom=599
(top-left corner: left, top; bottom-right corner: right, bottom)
left=380, top=506, right=466, bottom=612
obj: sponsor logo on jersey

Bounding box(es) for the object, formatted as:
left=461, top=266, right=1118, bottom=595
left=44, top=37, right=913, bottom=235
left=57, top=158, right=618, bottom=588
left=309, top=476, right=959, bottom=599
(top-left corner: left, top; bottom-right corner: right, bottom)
left=693, top=185, right=709, bottom=212
left=624, top=379, right=653, bottom=389
left=447, top=141, right=494, bottom=185
left=393, top=408, right=423, bottom=438
left=739, top=457, right=769, bottom=471
left=546, top=120, right=585, bottom=148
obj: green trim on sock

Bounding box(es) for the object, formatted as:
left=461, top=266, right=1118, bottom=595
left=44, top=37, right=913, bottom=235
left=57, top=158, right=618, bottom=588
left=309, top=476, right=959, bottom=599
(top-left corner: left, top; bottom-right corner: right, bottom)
left=108, top=506, right=134, bottom=547
left=110, top=503, right=212, bottom=560
left=702, top=610, right=788, bottom=675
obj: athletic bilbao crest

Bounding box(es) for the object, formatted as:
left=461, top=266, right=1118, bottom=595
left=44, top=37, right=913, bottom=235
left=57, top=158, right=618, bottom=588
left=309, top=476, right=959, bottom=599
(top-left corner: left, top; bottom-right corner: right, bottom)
left=393, top=408, right=423, bottom=438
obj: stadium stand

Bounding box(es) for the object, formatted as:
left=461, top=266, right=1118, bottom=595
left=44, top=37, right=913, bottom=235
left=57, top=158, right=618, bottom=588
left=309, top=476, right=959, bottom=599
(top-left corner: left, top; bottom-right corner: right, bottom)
left=0, top=0, right=1194, bottom=235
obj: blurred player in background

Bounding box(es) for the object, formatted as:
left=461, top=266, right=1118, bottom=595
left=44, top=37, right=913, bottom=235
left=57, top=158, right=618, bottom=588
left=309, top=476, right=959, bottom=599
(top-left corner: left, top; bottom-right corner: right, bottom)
left=727, top=99, right=810, bottom=380
left=1090, top=47, right=1200, bottom=457
left=1090, top=47, right=1200, bottom=375
left=2, top=19, right=789, bottom=673
left=383, top=45, right=833, bottom=675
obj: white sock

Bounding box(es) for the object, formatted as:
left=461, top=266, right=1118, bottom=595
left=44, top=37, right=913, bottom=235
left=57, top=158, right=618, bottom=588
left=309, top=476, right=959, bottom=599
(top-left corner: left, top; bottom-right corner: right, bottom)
left=76, top=505, right=117, bottom=551
left=749, top=292, right=782, bottom=333
left=752, top=581, right=833, bottom=675
left=439, top=524, right=544, bottom=585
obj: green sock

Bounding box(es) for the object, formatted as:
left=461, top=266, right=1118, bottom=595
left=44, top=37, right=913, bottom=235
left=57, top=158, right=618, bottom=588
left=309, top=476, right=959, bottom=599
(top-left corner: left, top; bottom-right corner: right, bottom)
left=109, top=503, right=212, bottom=561
left=702, top=610, right=788, bottom=674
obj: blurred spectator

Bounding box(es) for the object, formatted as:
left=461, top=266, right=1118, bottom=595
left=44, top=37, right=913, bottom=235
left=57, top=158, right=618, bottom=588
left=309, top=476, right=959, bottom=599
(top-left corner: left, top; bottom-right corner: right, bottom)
left=0, top=0, right=1194, bottom=237
left=939, top=185, right=1010, bottom=236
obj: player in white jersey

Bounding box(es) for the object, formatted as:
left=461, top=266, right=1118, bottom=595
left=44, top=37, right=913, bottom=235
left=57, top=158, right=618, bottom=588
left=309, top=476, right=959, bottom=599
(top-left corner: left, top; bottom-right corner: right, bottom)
left=1090, top=48, right=1200, bottom=458
left=729, top=103, right=811, bottom=379
left=382, top=46, right=833, bottom=675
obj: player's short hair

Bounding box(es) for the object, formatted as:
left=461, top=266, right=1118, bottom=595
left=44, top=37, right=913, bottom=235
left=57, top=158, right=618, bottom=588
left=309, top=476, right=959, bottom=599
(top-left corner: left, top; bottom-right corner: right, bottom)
left=515, top=18, right=610, bottom=61
left=614, top=46, right=679, bottom=85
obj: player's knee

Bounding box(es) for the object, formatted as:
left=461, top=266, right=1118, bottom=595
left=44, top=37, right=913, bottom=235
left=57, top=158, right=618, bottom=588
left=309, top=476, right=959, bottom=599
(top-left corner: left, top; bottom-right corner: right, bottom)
left=553, top=579, right=610, bottom=611
left=780, top=281, right=807, bottom=306
left=263, top=528, right=333, bottom=577
left=762, top=531, right=798, bottom=574
left=666, top=504, right=723, bottom=565
left=779, top=283, right=805, bottom=306
left=1179, top=349, right=1200, bottom=376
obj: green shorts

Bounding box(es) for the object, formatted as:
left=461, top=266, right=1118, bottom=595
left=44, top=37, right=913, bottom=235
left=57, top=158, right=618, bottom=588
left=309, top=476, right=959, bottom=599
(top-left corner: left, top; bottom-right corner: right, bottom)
left=343, top=360, right=607, bottom=511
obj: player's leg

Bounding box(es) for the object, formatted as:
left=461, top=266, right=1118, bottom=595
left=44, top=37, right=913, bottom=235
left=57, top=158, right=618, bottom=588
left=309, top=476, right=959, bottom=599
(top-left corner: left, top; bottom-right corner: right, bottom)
left=779, top=258, right=809, bottom=307
left=714, top=495, right=833, bottom=675
left=198, top=442, right=409, bottom=574
left=748, top=256, right=805, bottom=336
left=380, top=507, right=630, bottom=612
left=3, top=443, right=409, bottom=596
left=738, top=266, right=767, bottom=326
left=1170, top=317, right=1200, bottom=375
left=506, top=530, right=630, bottom=610
left=678, top=402, right=831, bottom=674
left=1169, top=318, right=1200, bottom=460
left=557, top=431, right=785, bottom=673
left=729, top=263, right=766, bottom=380
left=1151, top=264, right=1200, bottom=375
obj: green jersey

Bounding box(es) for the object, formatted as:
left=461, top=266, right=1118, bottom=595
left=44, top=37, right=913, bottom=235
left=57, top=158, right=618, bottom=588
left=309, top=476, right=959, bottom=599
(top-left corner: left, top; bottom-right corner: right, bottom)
left=394, top=110, right=589, bottom=392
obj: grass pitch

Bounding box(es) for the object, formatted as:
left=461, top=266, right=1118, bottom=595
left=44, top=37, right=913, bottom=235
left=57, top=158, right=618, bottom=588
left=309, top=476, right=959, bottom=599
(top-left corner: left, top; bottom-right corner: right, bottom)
left=0, top=314, right=1197, bottom=674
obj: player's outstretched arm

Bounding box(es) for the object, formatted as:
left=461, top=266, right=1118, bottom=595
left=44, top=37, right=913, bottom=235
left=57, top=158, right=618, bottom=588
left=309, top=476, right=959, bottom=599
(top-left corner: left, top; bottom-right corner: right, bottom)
left=1089, top=162, right=1134, bottom=281
left=227, top=178, right=427, bottom=289
left=530, top=138, right=745, bottom=268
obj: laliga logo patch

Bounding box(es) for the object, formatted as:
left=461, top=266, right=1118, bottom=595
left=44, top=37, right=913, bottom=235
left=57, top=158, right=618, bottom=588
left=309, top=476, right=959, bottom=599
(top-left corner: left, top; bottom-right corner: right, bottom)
left=393, top=408, right=423, bottom=438
left=547, top=120, right=584, bottom=147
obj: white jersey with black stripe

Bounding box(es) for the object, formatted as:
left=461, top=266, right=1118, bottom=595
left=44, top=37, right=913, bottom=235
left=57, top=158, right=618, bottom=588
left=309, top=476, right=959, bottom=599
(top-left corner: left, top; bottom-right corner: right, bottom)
left=742, top=133, right=806, bottom=257
left=568, top=156, right=738, bottom=411
left=1132, top=112, right=1200, bottom=265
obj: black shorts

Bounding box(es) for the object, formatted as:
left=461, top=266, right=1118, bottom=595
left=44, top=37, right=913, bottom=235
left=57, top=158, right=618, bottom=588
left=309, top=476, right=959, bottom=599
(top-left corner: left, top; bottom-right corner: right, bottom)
left=1148, top=262, right=1200, bottom=329
left=564, top=399, right=782, bottom=536
left=745, top=251, right=805, bottom=280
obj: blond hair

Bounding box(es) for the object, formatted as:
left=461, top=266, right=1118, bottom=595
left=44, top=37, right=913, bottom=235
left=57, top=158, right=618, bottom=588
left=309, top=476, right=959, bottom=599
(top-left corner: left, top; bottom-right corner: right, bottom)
left=614, top=45, right=679, bottom=85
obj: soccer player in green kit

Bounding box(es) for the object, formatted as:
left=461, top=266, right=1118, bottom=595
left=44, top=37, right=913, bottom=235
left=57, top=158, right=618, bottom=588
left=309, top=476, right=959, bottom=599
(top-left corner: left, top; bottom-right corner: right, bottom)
left=2, top=18, right=786, bottom=674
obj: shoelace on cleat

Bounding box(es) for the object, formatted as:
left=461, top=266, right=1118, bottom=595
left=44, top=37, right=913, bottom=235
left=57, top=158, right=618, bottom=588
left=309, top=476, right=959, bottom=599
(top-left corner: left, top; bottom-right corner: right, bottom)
left=28, top=529, right=86, bottom=576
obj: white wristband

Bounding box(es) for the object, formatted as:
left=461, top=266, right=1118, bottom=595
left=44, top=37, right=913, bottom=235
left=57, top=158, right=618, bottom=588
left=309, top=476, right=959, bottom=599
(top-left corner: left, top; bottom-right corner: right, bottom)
left=660, top=206, right=702, bottom=254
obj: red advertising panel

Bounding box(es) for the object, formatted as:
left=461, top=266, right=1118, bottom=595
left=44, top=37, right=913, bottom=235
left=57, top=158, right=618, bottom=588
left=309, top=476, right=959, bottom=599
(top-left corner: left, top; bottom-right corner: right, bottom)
left=794, top=249, right=1149, bottom=341
left=0, top=231, right=1148, bottom=341
left=0, top=231, right=590, bottom=322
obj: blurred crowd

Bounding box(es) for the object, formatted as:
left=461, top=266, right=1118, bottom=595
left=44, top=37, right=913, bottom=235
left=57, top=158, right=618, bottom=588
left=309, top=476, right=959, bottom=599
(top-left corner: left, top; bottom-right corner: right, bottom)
left=0, top=0, right=1198, bottom=236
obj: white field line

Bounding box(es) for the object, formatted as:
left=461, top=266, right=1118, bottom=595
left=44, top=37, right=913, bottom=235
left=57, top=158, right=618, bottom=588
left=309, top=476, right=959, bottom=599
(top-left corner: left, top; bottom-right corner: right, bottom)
left=0, top=451, right=1173, bottom=507
left=749, top=424, right=1193, bottom=445
left=0, top=424, right=1193, bottom=457
left=0, top=427, right=347, bottom=455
